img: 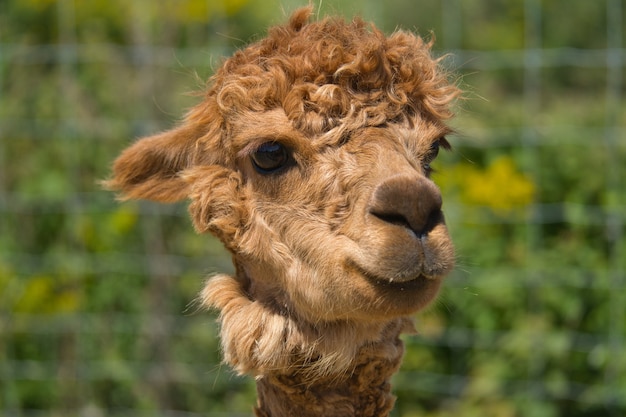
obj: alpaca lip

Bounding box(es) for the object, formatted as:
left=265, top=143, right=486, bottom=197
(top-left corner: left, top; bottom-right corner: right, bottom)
left=347, top=260, right=432, bottom=286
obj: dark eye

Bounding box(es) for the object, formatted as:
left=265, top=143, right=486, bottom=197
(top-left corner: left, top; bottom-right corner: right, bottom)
left=251, top=142, right=289, bottom=174
left=424, top=138, right=447, bottom=174
left=426, top=141, right=440, bottom=162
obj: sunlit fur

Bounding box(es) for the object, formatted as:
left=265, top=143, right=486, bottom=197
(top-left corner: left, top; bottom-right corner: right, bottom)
left=105, top=7, right=459, bottom=417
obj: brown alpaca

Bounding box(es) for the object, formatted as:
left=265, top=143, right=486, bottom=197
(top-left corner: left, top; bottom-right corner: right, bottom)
left=105, top=8, right=458, bottom=417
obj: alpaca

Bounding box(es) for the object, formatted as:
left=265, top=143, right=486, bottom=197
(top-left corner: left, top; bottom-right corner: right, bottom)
left=105, top=8, right=458, bottom=417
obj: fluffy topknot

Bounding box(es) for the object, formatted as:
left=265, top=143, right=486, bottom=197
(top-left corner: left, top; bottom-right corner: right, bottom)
left=193, top=7, right=458, bottom=136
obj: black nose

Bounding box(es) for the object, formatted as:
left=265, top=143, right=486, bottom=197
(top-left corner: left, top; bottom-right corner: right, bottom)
left=368, top=175, right=444, bottom=237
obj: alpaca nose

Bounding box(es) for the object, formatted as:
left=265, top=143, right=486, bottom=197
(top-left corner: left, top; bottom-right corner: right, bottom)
left=368, top=175, right=444, bottom=237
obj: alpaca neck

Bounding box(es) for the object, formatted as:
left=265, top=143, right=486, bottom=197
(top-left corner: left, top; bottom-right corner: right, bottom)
left=201, top=273, right=412, bottom=417
left=253, top=322, right=406, bottom=417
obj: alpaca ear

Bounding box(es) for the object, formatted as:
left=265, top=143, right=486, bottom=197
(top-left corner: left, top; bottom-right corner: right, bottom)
left=104, top=125, right=201, bottom=203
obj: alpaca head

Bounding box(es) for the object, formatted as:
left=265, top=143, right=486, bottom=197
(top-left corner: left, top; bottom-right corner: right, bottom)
left=106, top=7, right=457, bottom=369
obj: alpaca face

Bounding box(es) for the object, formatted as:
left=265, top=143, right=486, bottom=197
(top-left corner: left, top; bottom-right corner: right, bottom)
left=205, top=107, right=454, bottom=323
left=106, top=10, right=458, bottom=327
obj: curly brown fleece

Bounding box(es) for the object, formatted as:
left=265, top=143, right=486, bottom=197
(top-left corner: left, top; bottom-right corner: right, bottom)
left=106, top=7, right=459, bottom=417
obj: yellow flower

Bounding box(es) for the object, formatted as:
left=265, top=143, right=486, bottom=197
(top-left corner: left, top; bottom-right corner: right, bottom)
left=440, top=156, right=535, bottom=215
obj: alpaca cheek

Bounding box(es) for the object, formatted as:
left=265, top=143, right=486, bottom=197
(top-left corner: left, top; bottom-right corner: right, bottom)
left=284, top=250, right=375, bottom=321
left=238, top=218, right=294, bottom=272
left=186, top=167, right=247, bottom=251
left=288, top=274, right=350, bottom=321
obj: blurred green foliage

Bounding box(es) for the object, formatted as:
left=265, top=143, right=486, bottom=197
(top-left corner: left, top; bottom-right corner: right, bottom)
left=1, top=0, right=624, bottom=416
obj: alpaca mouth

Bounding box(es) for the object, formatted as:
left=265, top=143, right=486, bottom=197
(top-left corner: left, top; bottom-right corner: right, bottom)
left=347, top=259, right=435, bottom=286
left=346, top=259, right=444, bottom=315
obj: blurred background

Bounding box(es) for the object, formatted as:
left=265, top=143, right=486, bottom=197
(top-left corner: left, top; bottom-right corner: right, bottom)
left=0, top=0, right=624, bottom=416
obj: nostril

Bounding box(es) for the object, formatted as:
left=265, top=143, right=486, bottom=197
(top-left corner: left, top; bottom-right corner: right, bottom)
left=368, top=175, right=444, bottom=236
left=371, top=208, right=443, bottom=237
left=370, top=212, right=412, bottom=230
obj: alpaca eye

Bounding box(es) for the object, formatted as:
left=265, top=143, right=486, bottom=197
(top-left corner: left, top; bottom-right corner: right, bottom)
left=251, top=142, right=289, bottom=174
left=423, top=139, right=443, bottom=174
left=426, top=141, right=441, bottom=161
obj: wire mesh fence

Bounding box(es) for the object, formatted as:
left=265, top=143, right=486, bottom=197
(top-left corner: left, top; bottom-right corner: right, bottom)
left=1, top=0, right=624, bottom=416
